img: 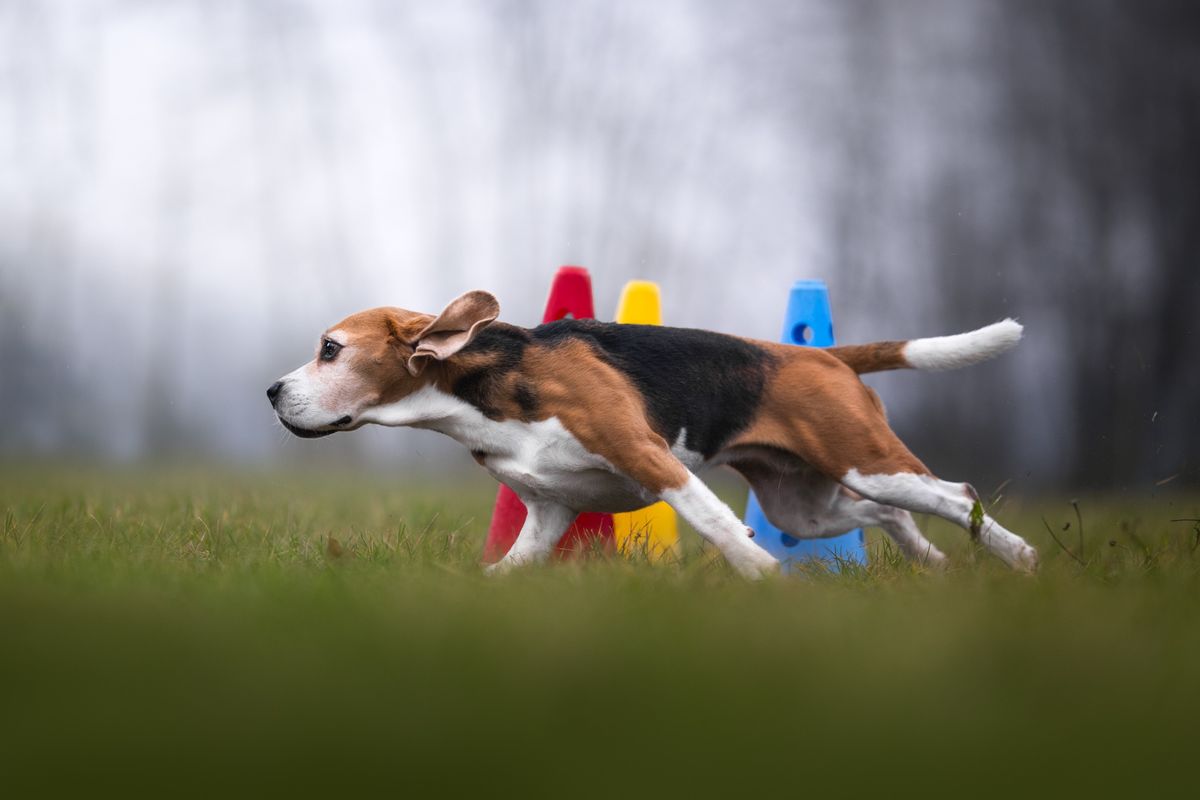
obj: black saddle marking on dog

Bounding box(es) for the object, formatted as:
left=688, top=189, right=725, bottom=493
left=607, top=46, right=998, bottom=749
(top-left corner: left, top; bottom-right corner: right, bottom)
left=454, top=320, right=775, bottom=457
left=451, top=323, right=530, bottom=420
left=513, top=380, right=539, bottom=419
left=452, top=370, right=504, bottom=420
left=531, top=319, right=776, bottom=458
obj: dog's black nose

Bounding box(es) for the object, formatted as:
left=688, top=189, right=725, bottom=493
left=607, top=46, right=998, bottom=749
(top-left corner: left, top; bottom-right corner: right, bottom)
left=267, top=381, right=284, bottom=405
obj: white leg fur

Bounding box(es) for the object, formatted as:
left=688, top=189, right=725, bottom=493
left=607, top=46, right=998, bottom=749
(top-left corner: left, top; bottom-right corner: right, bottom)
left=485, top=500, right=577, bottom=575
left=870, top=505, right=948, bottom=567
left=841, top=469, right=1038, bottom=571
left=660, top=474, right=779, bottom=578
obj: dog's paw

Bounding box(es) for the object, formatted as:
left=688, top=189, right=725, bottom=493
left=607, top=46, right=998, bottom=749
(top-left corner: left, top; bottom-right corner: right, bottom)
left=1013, top=543, right=1039, bottom=573
left=483, top=560, right=513, bottom=577
left=730, top=544, right=780, bottom=580
left=921, top=547, right=950, bottom=571
left=996, top=540, right=1039, bottom=573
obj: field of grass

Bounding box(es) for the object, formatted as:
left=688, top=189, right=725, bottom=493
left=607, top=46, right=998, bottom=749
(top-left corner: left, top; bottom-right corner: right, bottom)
left=2, top=466, right=1198, bottom=796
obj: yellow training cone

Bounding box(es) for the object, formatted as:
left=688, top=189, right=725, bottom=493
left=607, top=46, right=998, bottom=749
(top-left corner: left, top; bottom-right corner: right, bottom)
left=612, top=281, right=679, bottom=560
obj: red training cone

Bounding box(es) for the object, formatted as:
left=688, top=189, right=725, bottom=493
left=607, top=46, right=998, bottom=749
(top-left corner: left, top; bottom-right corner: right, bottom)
left=480, top=266, right=615, bottom=563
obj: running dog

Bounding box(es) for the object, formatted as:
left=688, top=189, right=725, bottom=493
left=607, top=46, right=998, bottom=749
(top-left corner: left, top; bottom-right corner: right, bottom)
left=267, top=290, right=1036, bottom=576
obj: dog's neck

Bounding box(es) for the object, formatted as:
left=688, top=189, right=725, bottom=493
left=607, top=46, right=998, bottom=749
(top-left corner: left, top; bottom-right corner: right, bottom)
left=360, top=381, right=523, bottom=456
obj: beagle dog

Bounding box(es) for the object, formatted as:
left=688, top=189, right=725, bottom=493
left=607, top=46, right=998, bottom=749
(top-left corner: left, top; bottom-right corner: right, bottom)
left=268, top=290, right=1036, bottom=576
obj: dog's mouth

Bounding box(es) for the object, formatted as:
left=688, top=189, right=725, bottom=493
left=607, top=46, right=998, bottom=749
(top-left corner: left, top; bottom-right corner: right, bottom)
left=280, top=415, right=353, bottom=439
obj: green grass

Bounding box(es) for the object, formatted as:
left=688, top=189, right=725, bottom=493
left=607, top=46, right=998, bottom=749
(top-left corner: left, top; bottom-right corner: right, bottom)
left=2, top=467, right=1198, bottom=796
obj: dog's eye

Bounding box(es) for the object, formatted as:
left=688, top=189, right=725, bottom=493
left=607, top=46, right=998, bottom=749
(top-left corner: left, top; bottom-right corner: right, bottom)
left=320, top=340, right=342, bottom=362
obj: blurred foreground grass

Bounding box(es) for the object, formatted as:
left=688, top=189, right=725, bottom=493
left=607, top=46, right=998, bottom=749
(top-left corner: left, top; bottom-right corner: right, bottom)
left=1, top=466, right=1198, bottom=796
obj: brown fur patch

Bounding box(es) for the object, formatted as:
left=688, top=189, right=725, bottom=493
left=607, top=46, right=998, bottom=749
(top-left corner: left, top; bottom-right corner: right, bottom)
left=825, top=340, right=908, bottom=374
left=728, top=343, right=930, bottom=480
left=323, top=308, right=440, bottom=411
left=517, top=340, right=690, bottom=493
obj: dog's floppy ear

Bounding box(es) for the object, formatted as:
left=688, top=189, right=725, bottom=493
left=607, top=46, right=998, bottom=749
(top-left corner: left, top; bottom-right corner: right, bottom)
left=407, top=290, right=500, bottom=376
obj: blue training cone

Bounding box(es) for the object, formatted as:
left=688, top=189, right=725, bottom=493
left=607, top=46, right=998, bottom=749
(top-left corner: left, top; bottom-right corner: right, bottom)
left=744, top=280, right=868, bottom=572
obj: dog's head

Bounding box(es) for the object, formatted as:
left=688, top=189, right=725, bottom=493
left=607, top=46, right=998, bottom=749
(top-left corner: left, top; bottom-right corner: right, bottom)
left=267, top=290, right=500, bottom=438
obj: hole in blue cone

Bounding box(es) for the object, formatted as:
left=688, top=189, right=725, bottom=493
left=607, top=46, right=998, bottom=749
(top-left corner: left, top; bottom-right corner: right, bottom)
left=791, top=324, right=813, bottom=345
left=780, top=533, right=800, bottom=547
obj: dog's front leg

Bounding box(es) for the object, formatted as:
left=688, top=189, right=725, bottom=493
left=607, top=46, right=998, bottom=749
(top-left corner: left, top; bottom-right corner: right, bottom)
left=485, top=499, right=577, bottom=575
left=660, top=473, right=779, bottom=579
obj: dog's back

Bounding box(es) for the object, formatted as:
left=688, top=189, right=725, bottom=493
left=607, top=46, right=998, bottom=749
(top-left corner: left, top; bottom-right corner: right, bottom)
left=473, top=319, right=777, bottom=458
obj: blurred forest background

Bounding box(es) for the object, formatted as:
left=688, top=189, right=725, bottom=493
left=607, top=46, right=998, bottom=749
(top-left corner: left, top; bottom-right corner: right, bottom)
left=0, top=0, right=1197, bottom=491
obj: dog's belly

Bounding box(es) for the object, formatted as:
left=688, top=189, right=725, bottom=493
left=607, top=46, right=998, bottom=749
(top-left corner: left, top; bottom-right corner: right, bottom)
left=450, top=412, right=706, bottom=513
left=475, top=418, right=684, bottom=512
left=482, top=440, right=657, bottom=511
left=488, top=461, right=655, bottom=512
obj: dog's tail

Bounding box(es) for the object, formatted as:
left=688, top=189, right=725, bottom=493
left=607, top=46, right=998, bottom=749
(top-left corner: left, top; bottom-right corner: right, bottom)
left=826, top=319, right=1023, bottom=374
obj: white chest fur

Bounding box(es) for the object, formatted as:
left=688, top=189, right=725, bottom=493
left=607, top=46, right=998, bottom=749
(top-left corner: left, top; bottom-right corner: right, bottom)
left=360, top=385, right=703, bottom=512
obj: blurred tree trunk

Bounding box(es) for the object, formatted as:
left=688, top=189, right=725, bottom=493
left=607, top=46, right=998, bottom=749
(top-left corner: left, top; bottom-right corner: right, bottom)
left=994, top=0, right=1200, bottom=486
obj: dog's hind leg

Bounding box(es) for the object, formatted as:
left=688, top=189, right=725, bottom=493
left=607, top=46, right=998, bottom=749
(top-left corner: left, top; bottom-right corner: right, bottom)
left=730, top=453, right=947, bottom=567
left=838, top=468, right=1037, bottom=571
left=741, top=366, right=1037, bottom=571
left=485, top=499, right=576, bottom=575
left=870, top=504, right=948, bottom=567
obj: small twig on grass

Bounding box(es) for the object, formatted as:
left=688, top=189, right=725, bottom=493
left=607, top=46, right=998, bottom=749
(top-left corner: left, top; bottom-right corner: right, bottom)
left=829, top=551, right=856, bottom=578
left=16, top=502, right=47, bottom=547
left=1120, top=519, right=1150, bottom=558
left=416, top=513, right=440, bottom=553
left=1072, top=499, right=1085, bottom=563
left=325, top=535, right=345, bottom=560
left=430, top=560, right=465, bottom=577
left=1042, top=516, right=1086, bottom=566
left=1169, top=519, right=1200, bottom=553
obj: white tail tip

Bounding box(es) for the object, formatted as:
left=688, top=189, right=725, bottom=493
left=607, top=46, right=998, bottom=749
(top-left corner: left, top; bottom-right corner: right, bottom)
left=904, top=318, right=1023, bottom=371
